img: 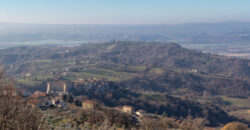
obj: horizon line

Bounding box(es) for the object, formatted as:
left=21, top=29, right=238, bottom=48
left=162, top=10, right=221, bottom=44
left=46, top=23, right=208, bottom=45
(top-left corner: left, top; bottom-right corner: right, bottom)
left=1, top=20, right=250, bottom=26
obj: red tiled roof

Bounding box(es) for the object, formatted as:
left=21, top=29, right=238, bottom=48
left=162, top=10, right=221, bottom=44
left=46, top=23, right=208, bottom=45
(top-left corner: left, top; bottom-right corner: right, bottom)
left=123, top=105, right=133, bottom=109
left=29, top=92, right=46, bottom=99
left=27, top=99, right=40, bottom=105
left=83, top=100, right=94, bottom=104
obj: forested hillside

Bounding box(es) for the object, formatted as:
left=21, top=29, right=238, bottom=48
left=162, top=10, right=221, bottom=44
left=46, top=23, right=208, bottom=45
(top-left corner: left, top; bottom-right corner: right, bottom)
left=1, top=41, right=249, bottom=79
left=76, top=42, right=250, bottom=79
left=0, top=41, right=249, bottom=127
left=0, top=41, right=249, bottom=97
left=120, top=69, right=250, bottom=97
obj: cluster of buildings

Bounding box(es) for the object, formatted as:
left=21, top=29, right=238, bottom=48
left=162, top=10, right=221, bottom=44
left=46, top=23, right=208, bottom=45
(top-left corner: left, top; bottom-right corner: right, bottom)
left=27, top=91, right=67, bottom=110
left=21, top=78, right=146, bottom=118
left=74, top=78, right=110, bottom=91
left=25, top=78, right=111, bottom=110
left=27, top=82, right=69, bottom=110
left=81, top=100, right=146, bottom=118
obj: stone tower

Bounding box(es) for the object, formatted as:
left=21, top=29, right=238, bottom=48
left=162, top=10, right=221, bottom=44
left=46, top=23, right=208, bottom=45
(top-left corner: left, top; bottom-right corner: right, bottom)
left=46, top=82, right=50, bottom=94
left=63, top=83, right=66, bottom=93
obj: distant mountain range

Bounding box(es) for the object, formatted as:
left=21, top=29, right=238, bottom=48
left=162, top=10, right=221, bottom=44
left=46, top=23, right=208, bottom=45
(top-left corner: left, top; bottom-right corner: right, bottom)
left=1, top=21, right=250, bottom=48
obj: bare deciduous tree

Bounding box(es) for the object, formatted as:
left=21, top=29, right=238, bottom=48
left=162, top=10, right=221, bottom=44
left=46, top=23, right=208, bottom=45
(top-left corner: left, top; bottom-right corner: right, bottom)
left=0, top=68, right=45, bottom=130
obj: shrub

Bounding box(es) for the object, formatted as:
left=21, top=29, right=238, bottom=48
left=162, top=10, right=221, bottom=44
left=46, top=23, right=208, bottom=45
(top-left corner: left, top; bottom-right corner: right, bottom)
left=221, top=122, right=248, bottom=130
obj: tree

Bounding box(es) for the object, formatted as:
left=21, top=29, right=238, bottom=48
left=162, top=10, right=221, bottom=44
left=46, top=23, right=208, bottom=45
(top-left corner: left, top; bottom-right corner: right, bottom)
left=0, top=68, right=45, bottom=129
left=62, top=94, right=74, bottom=103
left=221, top=122, right=248, bottom=130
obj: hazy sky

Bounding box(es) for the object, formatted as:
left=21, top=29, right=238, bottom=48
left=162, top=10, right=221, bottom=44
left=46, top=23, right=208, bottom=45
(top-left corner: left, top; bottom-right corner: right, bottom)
left=0, top=0, right=250, bottom=24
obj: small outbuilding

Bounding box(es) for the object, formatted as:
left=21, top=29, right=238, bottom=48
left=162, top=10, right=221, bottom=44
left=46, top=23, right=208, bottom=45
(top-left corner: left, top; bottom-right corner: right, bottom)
left=136, top=110, right=146, bottom=118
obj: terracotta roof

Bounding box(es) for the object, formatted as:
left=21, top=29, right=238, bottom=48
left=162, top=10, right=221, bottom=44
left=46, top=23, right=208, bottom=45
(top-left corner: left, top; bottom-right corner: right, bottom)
left=123, top=105, right=133, bottom=109
left=27, top=99, right=40, bottom=105
left=30, top=92, right=46, bottom=99
left=82, top=100, right=94, bottom=104
left=39, top=93, right=46, bottom=96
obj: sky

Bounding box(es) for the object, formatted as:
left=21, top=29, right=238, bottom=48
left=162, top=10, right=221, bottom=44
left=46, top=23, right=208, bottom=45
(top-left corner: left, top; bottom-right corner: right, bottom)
left=0, top=0, right=250, bottom=24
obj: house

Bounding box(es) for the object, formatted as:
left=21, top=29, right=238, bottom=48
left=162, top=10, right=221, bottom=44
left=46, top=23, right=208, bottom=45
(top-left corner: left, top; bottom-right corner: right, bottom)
left=50, top=99, right=67, bottom=108
left=27, top=99, right=40, bottom=107
left=136, top=110, right=145, bottom=118
left=3, top=88, right=16, bottom=96
left=191, top=69, right=198, bottom=73
left=30, top=91, right=46, bottom=99
left=122, top=106, right=134, bottom=114
left=82, top=100, right=94, bottom=109
left=25, top=73, right=32, bottom=77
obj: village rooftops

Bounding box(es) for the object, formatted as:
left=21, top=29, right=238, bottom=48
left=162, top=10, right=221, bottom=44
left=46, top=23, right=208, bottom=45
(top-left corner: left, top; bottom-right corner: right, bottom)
left=30, top=91, right=46, bottom=99
left=74, top=78, right=105, bottom=83
left=73, top=78, right=110, bottom=90
left=27, top=99, right=40, bottom=105
left=34, top=91, right=46, bottom=95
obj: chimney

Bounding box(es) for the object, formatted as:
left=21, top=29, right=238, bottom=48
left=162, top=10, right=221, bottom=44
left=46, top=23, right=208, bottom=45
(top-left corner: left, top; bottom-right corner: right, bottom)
left=63, top=83, right=66, bottom=93
left=46, top=82, right=50, bottom=94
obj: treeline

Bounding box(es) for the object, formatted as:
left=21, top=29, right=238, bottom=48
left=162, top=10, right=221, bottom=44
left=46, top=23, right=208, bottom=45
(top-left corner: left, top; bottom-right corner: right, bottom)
left=120, top=69, right=250, bottom=98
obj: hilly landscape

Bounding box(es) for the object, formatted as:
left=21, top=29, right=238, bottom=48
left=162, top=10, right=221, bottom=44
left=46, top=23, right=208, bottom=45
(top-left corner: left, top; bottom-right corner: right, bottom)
left=2, top=1, right=250, bottom=129
left=1, top=22, right=250, bottom=59
left=0, top=41, right=249, bottom=129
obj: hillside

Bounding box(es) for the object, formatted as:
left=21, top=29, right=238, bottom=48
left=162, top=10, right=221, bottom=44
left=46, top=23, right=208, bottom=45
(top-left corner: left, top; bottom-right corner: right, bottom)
left=78, top=42, right=249, bottom=79
left=120, top=69, right=250, bottom=97
left=1, top=41, right=250, bottom=79
left=0, top=41, right=250, bottom=127
left=53, top=78, right=238, bottom=126
left=0, top=41, right=249, bottom=97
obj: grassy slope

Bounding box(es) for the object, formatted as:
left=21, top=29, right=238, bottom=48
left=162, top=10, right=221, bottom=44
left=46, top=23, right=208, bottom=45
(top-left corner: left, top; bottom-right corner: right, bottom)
left=221, top=96, right=250, bottom=109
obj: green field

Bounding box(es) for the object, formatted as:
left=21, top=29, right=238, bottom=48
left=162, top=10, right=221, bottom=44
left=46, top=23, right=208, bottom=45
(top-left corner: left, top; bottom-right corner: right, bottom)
left=221, top=96, right=250, bottom=109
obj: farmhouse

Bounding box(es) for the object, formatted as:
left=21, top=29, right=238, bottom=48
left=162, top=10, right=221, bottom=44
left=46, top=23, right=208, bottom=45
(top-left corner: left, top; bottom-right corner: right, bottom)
left=82, top=100, right=95, bottom=109
left=122, top=105, right=134, bottom=114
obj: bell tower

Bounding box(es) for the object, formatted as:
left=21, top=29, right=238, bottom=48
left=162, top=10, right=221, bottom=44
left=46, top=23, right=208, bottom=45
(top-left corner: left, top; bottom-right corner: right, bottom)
left=46, top=82, right=50, bottom=94
left=63, top=82, right=66, bottom=93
